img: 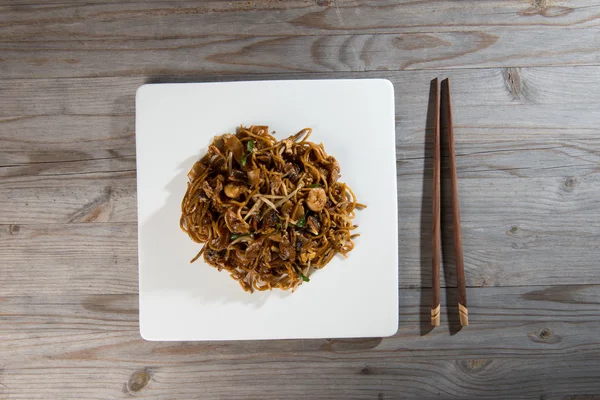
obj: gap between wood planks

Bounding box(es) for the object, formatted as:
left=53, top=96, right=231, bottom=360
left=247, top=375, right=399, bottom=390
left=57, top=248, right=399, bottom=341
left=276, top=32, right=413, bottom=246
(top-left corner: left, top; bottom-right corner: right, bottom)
left=0, top=154, right=135, bottom=169
left=1, top=60, right=600, bottom=81
left=0, top=168, right=136, bottom=177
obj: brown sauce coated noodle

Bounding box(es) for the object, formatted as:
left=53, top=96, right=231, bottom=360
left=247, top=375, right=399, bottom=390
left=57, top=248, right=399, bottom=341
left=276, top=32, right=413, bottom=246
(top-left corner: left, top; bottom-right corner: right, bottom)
left=180, top=126, right=365, bottom=292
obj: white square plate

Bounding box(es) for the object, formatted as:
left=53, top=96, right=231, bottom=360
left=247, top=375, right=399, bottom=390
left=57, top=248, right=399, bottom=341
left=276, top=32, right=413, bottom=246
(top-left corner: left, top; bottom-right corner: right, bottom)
left=136, top=79, right=398, bottom=341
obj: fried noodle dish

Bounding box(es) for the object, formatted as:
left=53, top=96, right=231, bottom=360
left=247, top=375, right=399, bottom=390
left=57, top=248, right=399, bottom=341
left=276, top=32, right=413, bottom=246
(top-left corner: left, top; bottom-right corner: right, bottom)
left=180, top=126, right=365, bottom=292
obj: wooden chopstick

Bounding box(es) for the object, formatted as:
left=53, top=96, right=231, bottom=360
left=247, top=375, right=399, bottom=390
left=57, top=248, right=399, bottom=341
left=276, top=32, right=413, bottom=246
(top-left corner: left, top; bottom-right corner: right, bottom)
left=441, top=78, right=468, bottom=326
left=431, top=78, right=441, bottom=327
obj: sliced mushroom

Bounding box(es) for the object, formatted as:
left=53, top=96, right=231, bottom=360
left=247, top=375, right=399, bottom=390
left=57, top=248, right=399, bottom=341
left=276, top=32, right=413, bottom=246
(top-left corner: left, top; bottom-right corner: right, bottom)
left=327, top=156, right=341, bottom=185
left=212, top=135, right=226, bottom=153
left=292, top=204, right=305, bottom=221
left=201, top=178, right=223, bottom=202
left=228, top=170, right=247, bottom=182
left=209, top=227, right=230, bottom=251
left=330, top=182, right=346, bottom=203
left=262, top=210, right=279, bottom=230
left=188, top=161, right=207, bottom=182
left=224, top=183, right=244, bottom=198
left=298, top=233, right=317, bottom=263
left=306, top=215, right=320, bottom=235
left=281, top=201, right=293, bottom=217
left=283, top=139, right=294, bottom=154
left=270, top=175, right=284, bottom=194
left=222, top=134, right=245, bottom=165
left=255, top=152, right=271, bottom=165
left=284, top=162, right=301, bottom=183
left=208, top=144, right=225, bottom=160
left=295, top=232, right=307, bottom=252
left=269, top=233, right=283, bottom=243
left=245, top=237, right=264, bottom=260
left=249, top=215, right=259, bottom=232
left=263, top=245, right=272, bottom=263
left=247, top=168, right=261, bottom=186
left=306, top=187, right=327, bottom=212
left=225, top=209, right=250, bottom=234
left=213, top=176, right=224, bottom=198
left=201, top=181, right=214, bottom=199
left=279, top=233, right=296, bottom=261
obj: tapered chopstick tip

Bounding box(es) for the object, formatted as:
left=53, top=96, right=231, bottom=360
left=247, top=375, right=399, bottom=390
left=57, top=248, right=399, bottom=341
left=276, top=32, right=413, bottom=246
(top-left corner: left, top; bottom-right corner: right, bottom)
left=458, top=303, right=469, bottom=326
left=431, top=305, right=441, bottom=327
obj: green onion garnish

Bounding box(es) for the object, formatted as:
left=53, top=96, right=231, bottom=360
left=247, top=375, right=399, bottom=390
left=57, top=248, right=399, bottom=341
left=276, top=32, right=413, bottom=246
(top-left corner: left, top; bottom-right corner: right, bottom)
left=295, top=215, right=306, bottom=228
left=298, top=272, right=310, bottom=282
left=294, top=266, right=310, bottom=282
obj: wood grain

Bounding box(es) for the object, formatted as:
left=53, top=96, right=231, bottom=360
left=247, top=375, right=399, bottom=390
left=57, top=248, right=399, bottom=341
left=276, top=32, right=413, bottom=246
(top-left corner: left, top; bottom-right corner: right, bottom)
left=2, top=1, right=600, bottom=396
left=1, top=30, right=599, bottom=78
left=0, top=1, right=600, bottom=78
left=430, top=78, right=441, bottom=326
left=441, top=78, right=468, bottom=325
left=1, top=286, right=600, bottom=399
left=2, top=178, right=600, bottom=295
left=3, top=0, right=598, bottom=34
left=0, top=223, right=138, bottom=295
left=1, top=67, right=600, bottom=294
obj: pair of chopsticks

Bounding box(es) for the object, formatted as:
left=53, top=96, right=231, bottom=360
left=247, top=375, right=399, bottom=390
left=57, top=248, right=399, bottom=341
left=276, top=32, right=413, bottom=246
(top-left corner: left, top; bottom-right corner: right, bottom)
left=431, top=78, right=468, bottom=327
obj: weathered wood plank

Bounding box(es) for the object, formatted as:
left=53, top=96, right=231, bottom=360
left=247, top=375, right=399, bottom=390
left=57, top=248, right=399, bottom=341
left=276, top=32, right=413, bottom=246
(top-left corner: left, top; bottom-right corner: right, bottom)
left=2, top=0, right=600, bottom=397
left=3, top=0, right=598, bottom=38
left=0, top=137, right=600, bottom=224
left=0, top=115, right=135, bottom=151
left=3, top=67, right=600, bottom=118
left=2, top=286, right=599, bottom=359
left=0, top=81, right=137, bottom=116
left=3, top=357, right=599, bottom=400
left=0, top=155, right=135, bottom=178
left=3, top=0, right=598, bottom=33
left=0, top=67, right=600, bottom=133
left=2, top=146, right=598, bottom=225
left=1, top=1, right=600, bottom=78
left=1, top=356, right=599, bottom=400
left=1, top=30, right=599, bottom=78
left=0, top=286, right=599, bottom=398
left=3, top=67, right=600, bottom=116
left=1, top=189, right=599, bottom=295
left=0, top=176, right=137, bottom=224
left=1, top=67, right=599, bottom=291
left=0, top=223, right=138, bottom=295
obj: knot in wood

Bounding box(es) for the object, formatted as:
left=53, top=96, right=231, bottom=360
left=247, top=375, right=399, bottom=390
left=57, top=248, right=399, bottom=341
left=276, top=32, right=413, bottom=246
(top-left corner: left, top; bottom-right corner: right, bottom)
left=503, top=67, right=522, bottom=100
left=127, top=368, right=150, bottom=393
left=360, top=365, right=373, bottom=375
left=562, top=177, right=579, bottom=192
left=458, top=359, right=492, bottom=374
left=529, top=327, right=562, bottom=344
left=538, top=327, right=552, bottom=340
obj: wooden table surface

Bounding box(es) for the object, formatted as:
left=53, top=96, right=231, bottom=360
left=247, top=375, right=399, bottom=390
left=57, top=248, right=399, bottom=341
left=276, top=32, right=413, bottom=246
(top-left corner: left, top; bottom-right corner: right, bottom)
left=2, top=1, right=600, bottom=399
